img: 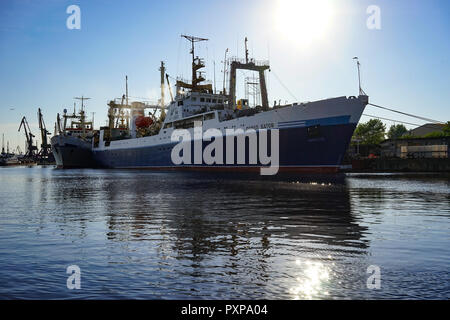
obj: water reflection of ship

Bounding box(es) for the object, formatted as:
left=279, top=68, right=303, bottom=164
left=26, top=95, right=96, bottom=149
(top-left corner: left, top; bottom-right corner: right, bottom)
left=101, top=173, right=369, bottom=259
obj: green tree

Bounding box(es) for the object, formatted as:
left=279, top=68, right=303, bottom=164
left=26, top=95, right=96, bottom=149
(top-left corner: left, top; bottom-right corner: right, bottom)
left=423, top=131, right=446, bottom=138
left=387, top=124, right=408, bottom=139
left=353, top=119, right=386, bottom=145
left=443, top=121, right=450, bottom=135
left=422, top=122, right=450, bottom=138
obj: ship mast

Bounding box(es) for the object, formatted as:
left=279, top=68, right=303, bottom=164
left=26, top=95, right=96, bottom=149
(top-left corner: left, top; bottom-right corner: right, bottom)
left=74, top=96, right=91, bottom=138
left=74, top=96, right=90, bottom=112
left=353, top=57, right=366, bottom=96
left=223, top=48, right=228, bottom=95
left=182, top=35, right=207, bottom=87
left=177, top=35, right=213, bottom=94
left=228, top=37, right=270, bottom=110
left=126, top=76, right=129, bottom=107
left=159, top=61, right=166, bottom=117
left=245, top=37, right=249, bottom=63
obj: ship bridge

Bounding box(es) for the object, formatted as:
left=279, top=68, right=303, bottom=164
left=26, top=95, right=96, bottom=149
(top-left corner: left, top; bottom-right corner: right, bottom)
left=162, top=35, right=271, bottom=132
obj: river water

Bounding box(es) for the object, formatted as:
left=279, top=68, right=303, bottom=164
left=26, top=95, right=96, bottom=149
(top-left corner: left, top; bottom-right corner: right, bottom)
left=0, top=166, right=449, bottom=299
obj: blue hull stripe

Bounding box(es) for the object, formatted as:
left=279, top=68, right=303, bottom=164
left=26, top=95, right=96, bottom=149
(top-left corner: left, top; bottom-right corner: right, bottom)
left=279, top=115, right=351, bottom=128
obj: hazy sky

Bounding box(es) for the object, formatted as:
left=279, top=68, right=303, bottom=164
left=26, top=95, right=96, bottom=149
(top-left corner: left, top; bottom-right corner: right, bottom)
left=1, top=0, right=449, bottom=150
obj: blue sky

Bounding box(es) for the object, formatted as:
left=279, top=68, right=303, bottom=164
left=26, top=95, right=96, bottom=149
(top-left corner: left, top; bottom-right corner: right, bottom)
left=1, top=0, right=449, bottom=150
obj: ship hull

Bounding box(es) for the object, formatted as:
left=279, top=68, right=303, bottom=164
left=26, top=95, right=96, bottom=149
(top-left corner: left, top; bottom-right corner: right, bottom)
left=0, top=158, right=21, bottom=166
left=93, top=122, right=356, bottom=173
left=51, top=135, right=96, bottom=168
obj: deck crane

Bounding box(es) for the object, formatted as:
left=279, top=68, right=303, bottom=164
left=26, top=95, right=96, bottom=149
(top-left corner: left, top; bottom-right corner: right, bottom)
left=37, top=108, right=52, bottom=159
left=166, top=74, right=174, bottom=102
left=18, top=116, right=38, bottom=158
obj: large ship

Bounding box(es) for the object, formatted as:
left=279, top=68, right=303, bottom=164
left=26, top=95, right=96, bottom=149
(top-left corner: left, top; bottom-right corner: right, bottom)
left=54, top=35, right=368, bottom=174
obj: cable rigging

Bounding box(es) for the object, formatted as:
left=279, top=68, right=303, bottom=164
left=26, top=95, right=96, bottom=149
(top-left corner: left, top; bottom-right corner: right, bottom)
left=367, top=103, right=444, bottom=124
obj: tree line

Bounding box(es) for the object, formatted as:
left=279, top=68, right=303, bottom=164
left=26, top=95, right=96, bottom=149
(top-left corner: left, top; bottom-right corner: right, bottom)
left=352, top=119, right=450, bottom=145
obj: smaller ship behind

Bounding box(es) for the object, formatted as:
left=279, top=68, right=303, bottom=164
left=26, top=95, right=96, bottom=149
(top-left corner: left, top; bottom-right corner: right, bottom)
left=51, top=97, right=97, bottom=168
left=0, top=134, right=24, bottom=166
left=0, top=154, right=21, bottom=166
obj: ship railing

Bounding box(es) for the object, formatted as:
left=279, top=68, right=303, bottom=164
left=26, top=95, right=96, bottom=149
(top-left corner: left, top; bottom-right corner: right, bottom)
left=176, top=76, right=213, bottom=85
left=107, top=98, right=161, bottom=107
left=229, top=57, right=270, bottom=67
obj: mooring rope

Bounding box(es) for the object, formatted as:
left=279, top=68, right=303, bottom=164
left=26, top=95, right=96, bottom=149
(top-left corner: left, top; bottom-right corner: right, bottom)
left=368, top=103, right=444, bottom=124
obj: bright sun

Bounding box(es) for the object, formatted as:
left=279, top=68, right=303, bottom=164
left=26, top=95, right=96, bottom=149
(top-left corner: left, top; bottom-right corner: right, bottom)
left=275, top=0, right=335, bottom=49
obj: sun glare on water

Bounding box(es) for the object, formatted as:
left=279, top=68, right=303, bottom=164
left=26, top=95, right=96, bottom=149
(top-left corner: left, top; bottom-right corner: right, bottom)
left=275, top=0, right=335, bottom=49
left=289, top=259, right=332, bottom=299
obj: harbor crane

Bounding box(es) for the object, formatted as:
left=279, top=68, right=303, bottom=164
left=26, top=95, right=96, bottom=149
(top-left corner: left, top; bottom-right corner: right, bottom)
left=18, top=116, right=38, bottom=158
left=37, top=108, right=52, bottom=160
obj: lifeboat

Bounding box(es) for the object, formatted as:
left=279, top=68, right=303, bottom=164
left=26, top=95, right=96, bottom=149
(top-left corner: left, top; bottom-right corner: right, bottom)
left=135, top=116, right=153, bottom=128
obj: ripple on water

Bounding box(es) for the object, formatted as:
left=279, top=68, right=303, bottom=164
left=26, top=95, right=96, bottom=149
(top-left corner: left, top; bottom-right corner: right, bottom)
left=0, top=167, right=449, bottom=299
